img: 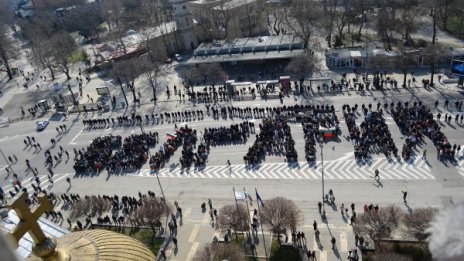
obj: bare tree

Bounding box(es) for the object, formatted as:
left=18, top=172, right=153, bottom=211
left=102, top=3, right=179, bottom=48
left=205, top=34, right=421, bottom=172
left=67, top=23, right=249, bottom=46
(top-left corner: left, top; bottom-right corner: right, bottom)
left=50, top=31, right=77, bottom=80
left=193, top=63, right=226, bottom=87
left=213, top=243, right=246, bottom=261
left=422, top=44, right=449, bottom=86
left=283, top=0, right=320, bottom=49
left=193, top=242, right=245, bottom=261
left=132, top=197, right=172, bottom=234
left=353, top=205, right=405, bottom=240
left=438, top=0, right=458, bottom=32
left=137, top=53, right=166, bottom=105
left=0, top=26, right=18, bottom=80
left=285, top=53, right=320, bottom=85
left=217, top=204, right=250, bottom=240
left=394, top=46, right=419, bottom=88
left=426, top=0, right=441, bottom=44
left=212, top=3, right=234, bottom=40
left=402, top=207, right=438, bottom=240
left=266, top=1, right=285, bottom=35
left=396, top=7, right=419, bottom=46
left=321, top=0, right=339, bottom=48
left=111, top=58, right=143, bottom=102
left=193, top=245, right=212, bottom=261
left=260, top=197, right=303, bottom=236
left=60, top=2, right=105, bottom=39
left=375, top=6, right=399, bottom=50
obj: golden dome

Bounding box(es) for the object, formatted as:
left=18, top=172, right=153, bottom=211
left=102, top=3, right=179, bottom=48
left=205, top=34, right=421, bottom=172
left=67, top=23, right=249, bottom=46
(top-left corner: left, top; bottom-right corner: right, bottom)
left=27, top=229, right=157, bottom=261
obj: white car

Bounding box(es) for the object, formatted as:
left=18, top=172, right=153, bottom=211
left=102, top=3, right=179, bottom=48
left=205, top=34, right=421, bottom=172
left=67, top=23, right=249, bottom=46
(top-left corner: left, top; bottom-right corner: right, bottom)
left=36, top=120, right=49, bottom=131
left=174, top=54, right=183, bottom=61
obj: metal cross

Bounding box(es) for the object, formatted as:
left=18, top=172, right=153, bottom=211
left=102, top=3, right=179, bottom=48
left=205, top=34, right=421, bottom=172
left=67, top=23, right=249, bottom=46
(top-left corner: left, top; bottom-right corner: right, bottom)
left=7, top=192, right=53, bottom=246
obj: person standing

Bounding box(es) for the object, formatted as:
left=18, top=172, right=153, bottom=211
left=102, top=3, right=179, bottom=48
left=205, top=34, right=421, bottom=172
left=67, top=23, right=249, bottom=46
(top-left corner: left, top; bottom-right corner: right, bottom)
left=160, top=249, right=166, bottom=260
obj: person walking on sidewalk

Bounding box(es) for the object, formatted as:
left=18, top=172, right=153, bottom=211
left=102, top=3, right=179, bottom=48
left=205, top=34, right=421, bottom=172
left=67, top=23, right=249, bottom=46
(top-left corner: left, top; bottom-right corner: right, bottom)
left=372, top=169, right=380, bottom=180
left=402, top=190, right=408, bottom=202
left=172, top=237, right=178, bottom=248
left=313, top=220, right=317, bottom=231
left=331, top=236, right=336, bottom=249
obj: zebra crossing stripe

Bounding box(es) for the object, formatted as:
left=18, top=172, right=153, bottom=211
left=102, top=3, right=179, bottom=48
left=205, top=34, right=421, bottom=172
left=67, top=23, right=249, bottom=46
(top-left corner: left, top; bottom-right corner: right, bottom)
left=342, top=162, right=365, bottom=179
left=404, top=163, right=428, bottom=179
left=336, top=161, right=352, bottom=179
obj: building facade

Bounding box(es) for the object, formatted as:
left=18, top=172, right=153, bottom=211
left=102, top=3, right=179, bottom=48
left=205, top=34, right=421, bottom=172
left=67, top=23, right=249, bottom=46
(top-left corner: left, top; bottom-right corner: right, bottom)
left=171, top=0, right=198, bottom=53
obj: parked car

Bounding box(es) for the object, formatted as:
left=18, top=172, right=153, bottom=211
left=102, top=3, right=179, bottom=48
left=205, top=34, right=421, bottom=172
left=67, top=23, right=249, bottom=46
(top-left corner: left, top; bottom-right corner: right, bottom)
left=36, top=120, right=49, bottom=131
left=174, top=54, right=183, bottom=61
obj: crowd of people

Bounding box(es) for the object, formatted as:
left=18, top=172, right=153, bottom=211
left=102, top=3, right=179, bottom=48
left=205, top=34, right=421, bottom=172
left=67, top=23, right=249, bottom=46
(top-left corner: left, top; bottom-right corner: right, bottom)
left=244, top=117, right=297, bottom=165
left=73, top=133, right=158, bottom=173
left=343, top=104, right=397, bottom=159
left=392, top=101, right=458, bottom=161
left=300, top=105, right=337, bottom=161
left=82, top=110, right=205, bottom=129
left=202, top=122, right=254, bottom=146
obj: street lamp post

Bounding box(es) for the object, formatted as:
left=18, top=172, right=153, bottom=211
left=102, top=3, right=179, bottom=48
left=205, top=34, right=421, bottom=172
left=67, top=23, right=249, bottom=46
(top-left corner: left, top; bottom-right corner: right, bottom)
left=67, top=84, right=78, bottom=106
left=117, top=77, right=129, bottom=107
left=320, top=142, right=326, bottom=219
left=138, top=124, right=166, bottom=201
left=0, top=148, right=14, bottom=175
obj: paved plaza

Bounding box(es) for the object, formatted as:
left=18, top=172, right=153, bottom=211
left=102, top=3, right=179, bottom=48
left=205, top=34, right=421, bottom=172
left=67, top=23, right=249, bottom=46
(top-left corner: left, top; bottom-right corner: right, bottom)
left=1, top=69, right=464, bottom=260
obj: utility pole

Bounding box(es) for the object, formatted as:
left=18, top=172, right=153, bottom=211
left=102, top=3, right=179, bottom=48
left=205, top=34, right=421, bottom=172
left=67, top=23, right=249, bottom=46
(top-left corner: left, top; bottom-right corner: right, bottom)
left=117, top=77, right=128, bottom=107
left=139, top=123, right=165, bottom=200
left=320, top=142, right=326, bottom=219
left=67, top=84, right=78, bottom=106
left=0, top=148, right=14, bottom=175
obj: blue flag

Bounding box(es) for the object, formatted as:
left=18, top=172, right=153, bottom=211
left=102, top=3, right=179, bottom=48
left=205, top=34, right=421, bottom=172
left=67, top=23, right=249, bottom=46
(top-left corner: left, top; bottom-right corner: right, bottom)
left=256, top=191, right=265, bottom=208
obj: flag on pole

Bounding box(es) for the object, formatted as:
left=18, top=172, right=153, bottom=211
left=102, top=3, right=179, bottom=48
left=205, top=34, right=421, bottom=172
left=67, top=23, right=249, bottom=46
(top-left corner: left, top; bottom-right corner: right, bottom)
left=234, top=191, right=246, bottom=200
left=247, top=193, right=253, bottom=206
left=256, top=191, right=265, bottom=208
left=235, top=191, right=253, bottom=206
left=166, top=132, right=177, bottom=140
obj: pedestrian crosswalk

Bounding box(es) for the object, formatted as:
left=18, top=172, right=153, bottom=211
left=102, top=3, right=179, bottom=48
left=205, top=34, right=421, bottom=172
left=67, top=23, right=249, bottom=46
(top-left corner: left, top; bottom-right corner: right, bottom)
left=131, top=158, right=436, bottom=180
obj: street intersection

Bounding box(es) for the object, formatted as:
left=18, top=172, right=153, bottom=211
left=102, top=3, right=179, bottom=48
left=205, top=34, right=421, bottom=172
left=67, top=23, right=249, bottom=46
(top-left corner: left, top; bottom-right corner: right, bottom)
left=1, top=75, right=464, bottom=260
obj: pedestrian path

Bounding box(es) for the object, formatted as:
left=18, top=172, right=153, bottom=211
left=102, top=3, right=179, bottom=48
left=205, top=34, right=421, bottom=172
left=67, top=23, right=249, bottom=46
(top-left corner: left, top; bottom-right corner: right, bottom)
left=131, top=158, right=435, bottom=180
left=1, top=173, right=72, bottom=196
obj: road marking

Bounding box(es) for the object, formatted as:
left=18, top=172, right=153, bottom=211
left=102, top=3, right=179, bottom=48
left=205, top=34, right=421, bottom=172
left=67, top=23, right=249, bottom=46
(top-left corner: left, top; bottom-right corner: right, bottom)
left=69, top=129, right=84, bottom=145
left=188, top=224, right=200, bottom=243
left=340, top=232, right=348, bottom=252
left=185, top=242, right=199, bottom=261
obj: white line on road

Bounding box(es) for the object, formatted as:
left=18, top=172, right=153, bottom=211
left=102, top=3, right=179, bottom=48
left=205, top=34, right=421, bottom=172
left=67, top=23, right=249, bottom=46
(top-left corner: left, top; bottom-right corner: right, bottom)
left=185, top=242, right=199, bottom=261
left=188, top=224, right=200, bottom=243
left=340, top=232, right=348, bottom=252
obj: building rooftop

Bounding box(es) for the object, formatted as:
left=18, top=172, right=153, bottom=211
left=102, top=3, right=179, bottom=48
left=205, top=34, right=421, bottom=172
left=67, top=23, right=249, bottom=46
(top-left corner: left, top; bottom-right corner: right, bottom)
left=185, top=49, right=306, bottom=64
left=214, top=0, right=258, bottom=10
left=193, top=35, right=304, bottom=57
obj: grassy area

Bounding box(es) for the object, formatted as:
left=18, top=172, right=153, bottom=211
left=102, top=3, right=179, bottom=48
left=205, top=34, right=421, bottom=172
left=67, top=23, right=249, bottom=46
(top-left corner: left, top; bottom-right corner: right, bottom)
left=94, top=225, right=164, bottom=254
left=269, top=236, right=300, bottom=261
left=67, top=50, right=84, bottom=63
left=235, top=233, right=245, bottom=245
left=447, top=16, right=464, bottom=39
